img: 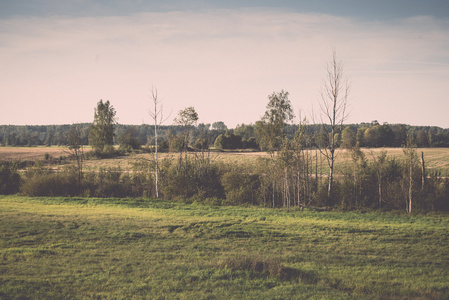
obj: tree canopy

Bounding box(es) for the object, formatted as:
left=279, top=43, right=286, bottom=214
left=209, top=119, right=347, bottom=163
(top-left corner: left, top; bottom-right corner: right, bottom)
left=88, top=100, right=116, bottom=153
left=256, top=90, right=294, bottom=152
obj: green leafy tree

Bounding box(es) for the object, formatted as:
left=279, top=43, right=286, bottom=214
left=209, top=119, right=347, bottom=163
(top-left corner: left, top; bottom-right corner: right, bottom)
left=364, top=126, right=379, bottom=147
left=88, top=100, right=116, bottom=153
left=0, top=162, right=21, bottom=195
left=234, top=123, right=255, bottom=140
left=66, top=125, right=84, bottom=184
left=174, top=106, right=199, bottom=158
left=214, top=131, right=243, bottom=149
left=256, top=90, right=294, bottom=153
left=118, top=127, right=140, bottom=152
left=416, top=130, right=429, bottom=147
left=212, top=121, right=227, bottom=131
left=392, top=124, right=407, bottom=147
left=356, top=127, right=367, bottom=147
left=243, top=137, right=258, bottom=149
left=341, top=126, right=356, bottom=149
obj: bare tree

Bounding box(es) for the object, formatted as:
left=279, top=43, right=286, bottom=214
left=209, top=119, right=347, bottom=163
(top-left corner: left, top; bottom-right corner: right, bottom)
left=319, top=49, right=350, bottom=203
left=148, top=87, right=170, bottom=198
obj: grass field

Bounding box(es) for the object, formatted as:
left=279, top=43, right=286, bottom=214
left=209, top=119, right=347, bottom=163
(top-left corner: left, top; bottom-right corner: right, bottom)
left=0, top=146, right=71, bottom=161
left=1, top=196, right=448, bottom=299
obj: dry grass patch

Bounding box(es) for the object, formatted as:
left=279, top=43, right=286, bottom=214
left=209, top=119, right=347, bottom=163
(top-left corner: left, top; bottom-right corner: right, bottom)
left=0, top=146, right=69, bottom=161
left=3, top=146, right=449, bottom=174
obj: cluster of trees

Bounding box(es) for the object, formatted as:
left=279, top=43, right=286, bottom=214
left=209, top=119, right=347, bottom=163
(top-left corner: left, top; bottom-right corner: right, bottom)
left=2, top=144, right=449, bottom=212
left=1, top=97, right=449, bottom=212
left=339, top=122, right=449, bottom=148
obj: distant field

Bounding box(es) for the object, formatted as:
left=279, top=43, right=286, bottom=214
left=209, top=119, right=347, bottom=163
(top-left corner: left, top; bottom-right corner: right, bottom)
left=0, top=146, right=71, bottom=161
left=1, top=196, right=448, bottom=299
left=2, top=146, right=449, bottom=173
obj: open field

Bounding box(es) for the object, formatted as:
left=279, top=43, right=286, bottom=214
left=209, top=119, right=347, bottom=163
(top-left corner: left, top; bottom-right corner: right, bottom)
left=2, top=146, right=449, bottom=174
left=334, top=147, right=449, bottom=172
left=1, top=196, right=448, bottom=299
left=0, top=146, right=73, bottom=161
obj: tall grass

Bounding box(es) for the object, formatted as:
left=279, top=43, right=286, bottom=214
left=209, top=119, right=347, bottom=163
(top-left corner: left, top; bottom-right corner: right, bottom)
left=1, top=196, right=448, bottom=299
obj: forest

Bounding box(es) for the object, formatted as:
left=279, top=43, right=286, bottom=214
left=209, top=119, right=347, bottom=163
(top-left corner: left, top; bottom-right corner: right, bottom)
left=2, top=121, right=449, bottom=149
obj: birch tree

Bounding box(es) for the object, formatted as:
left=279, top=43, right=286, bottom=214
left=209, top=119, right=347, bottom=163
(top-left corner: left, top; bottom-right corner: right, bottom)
left=371, top=150, right=388, bottom=209
left=255, top=90, right=294, bottom=208
left=319, top=50, right=350, bottom=203
left=148, top=87, right=169, bottom=198
left=403, top=147, right=419, bottom=213
left=403, top=132, right=419, bottom=213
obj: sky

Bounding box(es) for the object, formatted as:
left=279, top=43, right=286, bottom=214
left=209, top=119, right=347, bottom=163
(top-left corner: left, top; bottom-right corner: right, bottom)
left=1, top=0, right=449, bottom=128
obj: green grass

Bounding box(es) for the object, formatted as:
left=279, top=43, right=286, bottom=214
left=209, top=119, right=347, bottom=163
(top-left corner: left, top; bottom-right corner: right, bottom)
left=1, top=196, right=448, bottom=299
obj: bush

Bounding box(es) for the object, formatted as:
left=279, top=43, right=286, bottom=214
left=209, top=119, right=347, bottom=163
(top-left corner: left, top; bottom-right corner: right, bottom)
left=91, top=166, right=128, bottom=198
left=0, top=162, right=21, bottom=195
left=118, top=128, right=141, bottom=152
left=20, top=167, right=78, bottom=197
left=221, top=168, right=260, bottom=205
left=85, top=147, right=121, bottom=159
left=214, top=132, right=243, bottom=149
left=242, top=137, right=259, bottom=149
left=424, top=172, right=449, bottom=212
left=160, top=159, right=197, bottom=199
left=160, top=156, right=224, bottom=201
left=311, top=181, right=337, bottom=208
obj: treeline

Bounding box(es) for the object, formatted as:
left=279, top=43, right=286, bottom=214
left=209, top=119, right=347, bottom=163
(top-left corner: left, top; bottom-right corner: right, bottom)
left=1, top=121, right=449, bottom=149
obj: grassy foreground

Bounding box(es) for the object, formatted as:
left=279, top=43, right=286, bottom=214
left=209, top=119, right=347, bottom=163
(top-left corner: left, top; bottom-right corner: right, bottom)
left=0, top=196, right=448, bottom=299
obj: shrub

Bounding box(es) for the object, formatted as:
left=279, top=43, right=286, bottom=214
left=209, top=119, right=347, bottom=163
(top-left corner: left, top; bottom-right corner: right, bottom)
left=85, top=147, right=120, bottom=159
left=214, top=132, right=243, bottom=149
left=92, top=166, right=128, bottom=198
left=160, top=156, right=224, bottom=201
left=160, top=158, right=197, bottom=199
left=118, top=127, right=141, bottom=152
left=20, top=167, right=78, bottom=197
left=0, top=162, right=21, bottom=195
left=221, top=168, right=260, bottom=205
left=242, top=137, right=259, bottom=149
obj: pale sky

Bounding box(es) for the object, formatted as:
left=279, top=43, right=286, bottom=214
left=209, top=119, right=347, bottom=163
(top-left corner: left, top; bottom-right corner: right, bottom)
left=1, top=0, right=448, bottom=128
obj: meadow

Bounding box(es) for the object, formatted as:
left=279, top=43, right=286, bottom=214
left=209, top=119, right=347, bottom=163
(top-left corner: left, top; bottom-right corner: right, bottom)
left=1, top=195, right=448, bottom=299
